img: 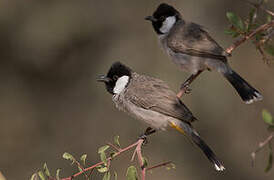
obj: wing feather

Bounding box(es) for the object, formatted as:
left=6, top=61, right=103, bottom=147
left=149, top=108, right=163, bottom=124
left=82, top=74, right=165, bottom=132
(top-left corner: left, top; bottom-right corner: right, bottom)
left=125, top=73, right=196, bottom=123
left=167, top=21, right=227, bottom=62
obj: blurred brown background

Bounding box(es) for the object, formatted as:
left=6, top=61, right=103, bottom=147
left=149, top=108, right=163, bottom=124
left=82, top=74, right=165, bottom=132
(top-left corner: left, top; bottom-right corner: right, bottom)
left=0, top=0, right=274, bottom=179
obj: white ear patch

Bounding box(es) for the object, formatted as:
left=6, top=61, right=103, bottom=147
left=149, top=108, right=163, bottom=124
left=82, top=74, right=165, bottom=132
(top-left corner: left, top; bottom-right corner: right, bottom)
left=160, top=16, right=176, bottom=33
left=113, top=76, right=129, bottom=94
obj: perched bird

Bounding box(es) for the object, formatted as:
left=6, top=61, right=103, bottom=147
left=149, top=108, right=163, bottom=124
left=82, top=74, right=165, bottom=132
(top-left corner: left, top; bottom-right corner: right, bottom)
left=145, top=3, right=263, bottom=104
left=97, top=61, right=225, bottom=171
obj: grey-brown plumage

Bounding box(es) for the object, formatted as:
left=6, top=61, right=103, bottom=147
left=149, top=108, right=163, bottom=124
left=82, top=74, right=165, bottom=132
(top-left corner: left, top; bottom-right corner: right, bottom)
left=97, top=62, right=225, bottom=171
left=124, top=72, right=196, bottom=123
left=167, top=21, right=227, bottom=61
left=146, top=3, right=263, bottom=104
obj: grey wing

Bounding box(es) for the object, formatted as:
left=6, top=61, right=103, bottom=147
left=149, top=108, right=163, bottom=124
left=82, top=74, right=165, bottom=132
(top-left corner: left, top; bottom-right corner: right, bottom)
left=167, top=21, right=227, bottom=61
left=126, top=75, right=196, bottom=123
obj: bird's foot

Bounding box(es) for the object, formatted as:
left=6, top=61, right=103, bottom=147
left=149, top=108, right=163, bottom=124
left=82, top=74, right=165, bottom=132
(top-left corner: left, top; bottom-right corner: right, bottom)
left=177, top=84, right=192, bottom=98
left=138, top=127, right=156, bottom=145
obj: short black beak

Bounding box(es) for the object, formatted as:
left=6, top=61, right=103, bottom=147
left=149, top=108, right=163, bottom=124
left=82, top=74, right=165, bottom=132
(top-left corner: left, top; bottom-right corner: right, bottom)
left=97, top=75, right=111, bottom=83
left=145, top=16, right=157, bottom=22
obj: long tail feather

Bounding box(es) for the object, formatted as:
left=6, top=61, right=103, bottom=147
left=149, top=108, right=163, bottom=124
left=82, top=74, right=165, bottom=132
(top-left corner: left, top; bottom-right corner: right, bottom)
left=170, top=122, right=225, bottom=171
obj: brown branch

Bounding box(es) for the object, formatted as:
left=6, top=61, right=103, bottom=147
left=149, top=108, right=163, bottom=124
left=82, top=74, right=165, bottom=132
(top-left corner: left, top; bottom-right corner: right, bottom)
left=146, top=161, right=173, bottom=171
left=107, top=142, right=121, bottom=152
left=251, top=133, right=274, bottom=166
left=135, top=139, right=146, bottom=180
left=226, top=20, right=274, bottom=55
left=242, top=0, right=274, bottom=17
left=74, top=159, right=89, bottom=179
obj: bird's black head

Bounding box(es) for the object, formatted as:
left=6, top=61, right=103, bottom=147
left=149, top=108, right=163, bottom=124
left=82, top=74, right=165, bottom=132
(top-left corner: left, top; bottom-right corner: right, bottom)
left=145, top=3, right=181, bottom=35
left=97, top=62, right=132, bottom=94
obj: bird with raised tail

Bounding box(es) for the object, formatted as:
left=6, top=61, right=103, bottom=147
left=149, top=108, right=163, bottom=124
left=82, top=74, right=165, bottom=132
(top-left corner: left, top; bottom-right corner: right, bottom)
left=145, top=3, right=263, bottom=104
left=97, top=62, right=225, bottom=171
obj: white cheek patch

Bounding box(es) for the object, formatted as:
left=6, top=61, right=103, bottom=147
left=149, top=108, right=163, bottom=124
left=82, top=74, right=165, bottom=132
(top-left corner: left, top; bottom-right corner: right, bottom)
left=160, top=16, right=176, bottom=33
left=113, top=76, right=129, bottom=94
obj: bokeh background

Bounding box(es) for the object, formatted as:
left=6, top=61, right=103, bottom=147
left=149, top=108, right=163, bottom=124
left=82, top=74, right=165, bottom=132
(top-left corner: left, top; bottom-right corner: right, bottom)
left=0, top=0, right=274, bottom=179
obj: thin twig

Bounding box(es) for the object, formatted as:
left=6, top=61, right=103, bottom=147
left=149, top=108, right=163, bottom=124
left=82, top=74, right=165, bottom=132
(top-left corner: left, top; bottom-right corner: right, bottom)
left=133, top=139, right=146, bottom=180
left=146, top=161, right=173, bottom=171
left=61, top=140, right=140, bottom=180
left=242, top=0, right=274, bottom=17
left=226, top=20, right=274, bottom=54
left=107, top=142, right=121, bottom=152
left=74, top=160, right=89, bottom=179
left=251, top=133, right=274, bottom=166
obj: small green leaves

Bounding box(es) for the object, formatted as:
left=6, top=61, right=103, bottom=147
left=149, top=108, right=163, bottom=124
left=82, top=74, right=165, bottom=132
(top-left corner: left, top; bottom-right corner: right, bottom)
left=226, top=12, right=245, bottom=32
left=38, top=171, right=46, bottom=180
left=114, top=171, right=118, bottom=180
left=56, top=169, right=61, bottom=180
left=100, top=152, right=108, bottom=165
left=126, top=166, right=138, bottom=180
left=43, top=163, right=50, bottom=177
left=80, top=154, right=87, bottom=165
left=224, top=29, right=239, bottom=38
left=247, top=8, right=256, bottom=32
left=103, top=171, right=111, bottom=180
left=96, top=165, right=108, bottom=173
left=265, top=144, right=273, bottom=172
left=30, top=173, right=38, bottom=180
left=98, top=145, right=110, bottom=154
left=262, top=109, right=273, bottom=125
left=142, top=157, right=148, bottom=169
left=62, top=152, right=75, bottom=164
left=98, top=145, right=110, bottom=165
left=166, top=163, right=176, bottom=170
left=114, top=135, right=121, bottom=147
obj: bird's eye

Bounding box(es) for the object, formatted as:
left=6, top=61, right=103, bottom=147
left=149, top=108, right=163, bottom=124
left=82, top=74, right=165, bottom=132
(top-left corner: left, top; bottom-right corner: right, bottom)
left=159, top=16, right=165, bottom=21
left=113, top=75, right=119, bottom=81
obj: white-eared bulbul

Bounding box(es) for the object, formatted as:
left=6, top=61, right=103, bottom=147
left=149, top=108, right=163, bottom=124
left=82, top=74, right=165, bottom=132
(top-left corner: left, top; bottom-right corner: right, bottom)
left=97, top=62, right=225, bottom=171
left=145, top=3, right=263, bottom=104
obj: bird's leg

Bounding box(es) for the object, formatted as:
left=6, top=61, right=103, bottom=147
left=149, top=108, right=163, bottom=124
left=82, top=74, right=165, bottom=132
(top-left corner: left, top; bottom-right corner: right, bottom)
left=139, top=127, right=156, bottom=145
left=177, top=70, right=203, bottom=98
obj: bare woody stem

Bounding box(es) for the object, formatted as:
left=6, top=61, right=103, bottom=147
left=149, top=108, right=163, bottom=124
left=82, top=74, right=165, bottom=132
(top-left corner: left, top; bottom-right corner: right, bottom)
left=251, top=133, right=274, bottom=166
left=226, top=20, right=274, bottom=55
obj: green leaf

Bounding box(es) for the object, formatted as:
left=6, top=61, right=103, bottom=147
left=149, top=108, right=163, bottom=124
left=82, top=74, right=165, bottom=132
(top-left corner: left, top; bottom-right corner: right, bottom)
left=264, top=44, right=274, bottom=57
left=114, top=171, right=118, bottom=180
left=226, top=12, right=245, bottom=32
left=56, top=169, right=61, bottom=180
left=247, top=8, right=256, bottom=32
left=38, top=171, right=46, bottom=180
left=166, top=163, right=176, bottom=170
left=102, top=171, right=111, bottom=180
left=43, top=163, right=50, bottom=177
left=78, top=166, right=83, bottom=172
left=80, top=154, right=87, bottom=165
left=100, top=152, right=108, bottom=165
left=265, top=144, right=273, bottom=172
left=30, top=173, right=38, bottom=180
left=62, top=152, right=75, bottom=163
left=110, top=151, right=116, bottom=158
left=224, top=29, right=239, bottom=38
left=262, top=109, right=273, bottom=125
left=126, top=166, right=138, bottom=180
left=267, top=14, right=272, bottom=23
left=142, top=157, right=148, bottom=168
left=98, top=145, right=110, bottom=154
left=96, top=165, right=108, bottom=173
left=114, top=135, right=120, bottom=147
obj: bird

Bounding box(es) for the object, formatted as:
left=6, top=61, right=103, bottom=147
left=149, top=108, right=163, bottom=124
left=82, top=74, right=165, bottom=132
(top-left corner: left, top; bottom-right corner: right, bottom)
left=145, top=3, right=263, bottom=104
left=97, top=61, right=225, bottom=171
